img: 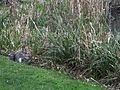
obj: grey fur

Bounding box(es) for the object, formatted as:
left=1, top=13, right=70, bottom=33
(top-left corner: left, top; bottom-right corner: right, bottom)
left=8, top=52, right=25, bottom=63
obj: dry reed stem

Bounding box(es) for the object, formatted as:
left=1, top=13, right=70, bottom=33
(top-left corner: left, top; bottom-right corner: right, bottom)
left=70, top=0, right=108, bottom=20
left=69, top=0, right=113, bottom=51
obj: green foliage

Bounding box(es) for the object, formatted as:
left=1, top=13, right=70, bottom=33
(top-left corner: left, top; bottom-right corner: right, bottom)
left=0, top=56, right=108, bottom=90
left=0, top=0, right=120, bottom=85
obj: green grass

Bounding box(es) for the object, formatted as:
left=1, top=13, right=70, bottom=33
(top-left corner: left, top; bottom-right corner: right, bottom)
left=0, top=0, right=119, bottom=88
left=0, top=56, right=108, bottom=90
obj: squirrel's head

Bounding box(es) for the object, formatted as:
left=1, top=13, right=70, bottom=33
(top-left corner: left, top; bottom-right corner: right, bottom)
left=15, top=53, right=25, bottom=62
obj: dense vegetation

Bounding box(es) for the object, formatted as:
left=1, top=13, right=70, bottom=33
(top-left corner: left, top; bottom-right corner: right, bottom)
left=0, top=0, right=120, bottom=89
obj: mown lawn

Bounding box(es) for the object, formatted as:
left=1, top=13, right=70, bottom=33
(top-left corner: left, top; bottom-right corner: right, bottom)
left=0, top=56, right=108, bottom=90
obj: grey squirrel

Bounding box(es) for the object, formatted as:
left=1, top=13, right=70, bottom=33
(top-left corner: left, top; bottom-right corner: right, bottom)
left=8, top=52, right=25, bottom=63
